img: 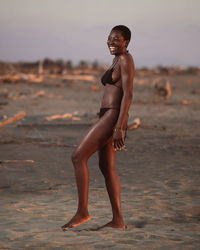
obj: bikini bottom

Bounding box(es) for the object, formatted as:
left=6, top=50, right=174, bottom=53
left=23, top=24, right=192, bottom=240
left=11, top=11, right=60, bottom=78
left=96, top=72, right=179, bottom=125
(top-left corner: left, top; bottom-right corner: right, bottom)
left=99, top=107, right=114, bottom=118
left=98, top=108, right=127, bottom=140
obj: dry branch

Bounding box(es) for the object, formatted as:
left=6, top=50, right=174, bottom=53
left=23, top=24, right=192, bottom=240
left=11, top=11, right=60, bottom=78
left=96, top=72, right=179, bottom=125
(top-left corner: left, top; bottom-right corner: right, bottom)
left=0, top=111, right=26, bottom=128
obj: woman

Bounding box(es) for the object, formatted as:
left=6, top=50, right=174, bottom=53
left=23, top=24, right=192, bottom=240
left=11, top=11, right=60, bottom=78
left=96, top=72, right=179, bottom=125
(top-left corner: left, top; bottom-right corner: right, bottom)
left=62, top=25, right=134, bottom=230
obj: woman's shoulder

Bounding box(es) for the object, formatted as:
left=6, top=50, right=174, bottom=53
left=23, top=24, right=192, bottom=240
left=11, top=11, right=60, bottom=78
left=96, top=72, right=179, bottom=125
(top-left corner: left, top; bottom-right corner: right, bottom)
left=119, top=51, right=133, bottom=61
left=119, top=52, right=134, bottom=68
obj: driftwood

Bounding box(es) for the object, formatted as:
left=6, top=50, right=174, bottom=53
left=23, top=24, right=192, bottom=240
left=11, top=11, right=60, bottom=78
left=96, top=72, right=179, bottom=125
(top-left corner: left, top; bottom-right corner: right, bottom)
left=153, top=78, right=172, bottom=100
left=0, top=74, right=43, bottom=83
left=182, top=99, right=190, bottom=104
left=90, top=85, right=100, bottom=91
left=62, top=74, right=95, bottom=81
left=127, top=118, right=141, bottom=130
left=0, top=111, right=26, bottom=128
left=43, top=113, right=82, bottom=121
left=44, top=113, right=72, bottom=121
left=0, top=160, right=34, bottom=164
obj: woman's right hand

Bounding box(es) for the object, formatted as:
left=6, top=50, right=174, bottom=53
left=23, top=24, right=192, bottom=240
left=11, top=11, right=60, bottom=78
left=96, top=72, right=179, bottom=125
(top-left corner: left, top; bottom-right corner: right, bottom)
left=113, top=128, right=125, bottom=150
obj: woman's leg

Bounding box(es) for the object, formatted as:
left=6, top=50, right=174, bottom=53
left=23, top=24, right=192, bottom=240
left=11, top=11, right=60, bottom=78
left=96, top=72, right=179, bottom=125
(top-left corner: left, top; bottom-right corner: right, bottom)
left=98, top=137, right=125, bottom=229
left=62, top=109, right=119, bottom=230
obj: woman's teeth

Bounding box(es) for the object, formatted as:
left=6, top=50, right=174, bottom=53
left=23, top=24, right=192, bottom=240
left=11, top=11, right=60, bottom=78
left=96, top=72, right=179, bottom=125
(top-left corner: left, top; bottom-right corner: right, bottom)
left=110, top=47, right=116, bottom=51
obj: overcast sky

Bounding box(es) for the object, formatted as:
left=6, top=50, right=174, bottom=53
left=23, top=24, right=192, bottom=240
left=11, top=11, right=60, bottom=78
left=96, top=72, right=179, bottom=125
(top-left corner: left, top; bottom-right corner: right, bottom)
left=0, top=0, right=200, bottom=67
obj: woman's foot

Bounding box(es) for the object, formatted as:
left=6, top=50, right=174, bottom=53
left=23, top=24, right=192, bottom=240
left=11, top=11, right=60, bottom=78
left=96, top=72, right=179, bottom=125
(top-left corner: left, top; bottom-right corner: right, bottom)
left=97, top=219, right=126, bottom=230
left=61, top=213, right=90, bottom=231
left=104, top=220, right=126, bottom=229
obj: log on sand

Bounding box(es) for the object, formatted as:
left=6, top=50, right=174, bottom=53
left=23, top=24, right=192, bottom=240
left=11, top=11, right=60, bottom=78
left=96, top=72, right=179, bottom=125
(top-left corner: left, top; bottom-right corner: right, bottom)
left=0, top=111, right=26, bottom=128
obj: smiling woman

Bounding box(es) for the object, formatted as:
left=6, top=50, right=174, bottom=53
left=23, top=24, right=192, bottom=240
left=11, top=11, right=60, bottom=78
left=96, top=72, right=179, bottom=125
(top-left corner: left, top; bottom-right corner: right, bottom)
left=62, top=25, right=135, bottom=231
left=107, top=27, right=131, bottom=55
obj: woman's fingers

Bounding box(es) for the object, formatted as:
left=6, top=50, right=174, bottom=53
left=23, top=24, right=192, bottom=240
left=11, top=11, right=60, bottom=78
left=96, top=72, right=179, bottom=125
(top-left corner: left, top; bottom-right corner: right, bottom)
left=113, top=138, right=124, bottom=150
left=113, top=140, right=118, bottom=150
left=119, top=138, right=124, bottom=148
left=113, top=130, right=125, bottom=150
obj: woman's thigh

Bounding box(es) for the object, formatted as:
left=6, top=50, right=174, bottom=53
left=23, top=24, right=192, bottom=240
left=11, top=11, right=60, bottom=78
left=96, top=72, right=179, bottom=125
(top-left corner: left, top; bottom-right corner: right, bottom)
left=73, top=109, right=119, bottom=160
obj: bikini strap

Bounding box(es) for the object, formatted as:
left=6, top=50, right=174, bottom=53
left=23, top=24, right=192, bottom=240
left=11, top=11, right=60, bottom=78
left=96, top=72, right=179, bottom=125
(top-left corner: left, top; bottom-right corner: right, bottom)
left=107, top=58, right=118, bottom=71
left=112, top=58, right=119, bottom=69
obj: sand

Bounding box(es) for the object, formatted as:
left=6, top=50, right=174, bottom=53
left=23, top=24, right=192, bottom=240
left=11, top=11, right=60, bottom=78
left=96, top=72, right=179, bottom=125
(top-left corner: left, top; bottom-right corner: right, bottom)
left=0, top=73, right=200, bottom=249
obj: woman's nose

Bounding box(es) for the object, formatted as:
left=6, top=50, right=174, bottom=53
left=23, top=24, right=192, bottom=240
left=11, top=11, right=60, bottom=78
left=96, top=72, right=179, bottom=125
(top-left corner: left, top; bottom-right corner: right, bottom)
left=108, top=40, right=114, bottom=45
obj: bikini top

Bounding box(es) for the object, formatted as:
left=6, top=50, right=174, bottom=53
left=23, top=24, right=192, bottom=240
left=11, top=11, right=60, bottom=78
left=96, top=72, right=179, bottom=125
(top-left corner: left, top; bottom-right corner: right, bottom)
left=101, top=60, right=122, bottom=89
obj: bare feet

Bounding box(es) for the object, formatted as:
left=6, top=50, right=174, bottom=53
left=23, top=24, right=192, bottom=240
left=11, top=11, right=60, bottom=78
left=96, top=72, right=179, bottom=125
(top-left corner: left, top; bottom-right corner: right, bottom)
left=97, top=220, right=126, bottom=230
left=61, top=213, right=91, bottom=231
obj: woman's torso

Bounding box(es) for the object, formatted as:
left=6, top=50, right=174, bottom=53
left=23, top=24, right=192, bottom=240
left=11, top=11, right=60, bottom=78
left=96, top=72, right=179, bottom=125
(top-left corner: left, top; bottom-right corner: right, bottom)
left=100, top=58, right=123, bottom=109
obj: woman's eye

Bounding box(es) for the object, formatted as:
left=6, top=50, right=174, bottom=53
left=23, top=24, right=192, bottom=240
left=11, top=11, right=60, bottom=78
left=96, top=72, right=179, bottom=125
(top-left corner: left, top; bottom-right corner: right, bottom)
left=108, top=38, right=120, bottom=42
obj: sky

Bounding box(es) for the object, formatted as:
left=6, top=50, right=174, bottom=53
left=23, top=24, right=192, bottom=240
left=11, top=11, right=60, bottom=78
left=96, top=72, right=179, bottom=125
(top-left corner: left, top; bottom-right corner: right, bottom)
left=0, top=0, right=200, bottom=67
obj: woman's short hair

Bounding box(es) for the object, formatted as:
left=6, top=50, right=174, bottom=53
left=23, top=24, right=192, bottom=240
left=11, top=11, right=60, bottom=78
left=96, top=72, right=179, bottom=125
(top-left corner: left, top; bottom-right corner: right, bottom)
left=111, top=25, right=131, bottom=41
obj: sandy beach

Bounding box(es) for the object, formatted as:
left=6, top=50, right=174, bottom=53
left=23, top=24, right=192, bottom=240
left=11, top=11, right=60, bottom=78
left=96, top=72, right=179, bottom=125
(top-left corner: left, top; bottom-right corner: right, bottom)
left=0, top=71, right=200, bottom=249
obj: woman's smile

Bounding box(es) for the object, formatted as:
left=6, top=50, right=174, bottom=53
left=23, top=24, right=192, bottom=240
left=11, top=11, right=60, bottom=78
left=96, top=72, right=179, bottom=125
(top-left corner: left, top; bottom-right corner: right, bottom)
left=109, top=46, right=118, bottom=54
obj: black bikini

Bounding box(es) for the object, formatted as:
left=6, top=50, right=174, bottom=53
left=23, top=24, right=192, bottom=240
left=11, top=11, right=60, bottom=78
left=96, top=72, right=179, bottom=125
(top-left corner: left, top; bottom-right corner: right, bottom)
left=101, top=60, right=122, bottom=89
left=99, top=60, right=121, bottom=118
left=101, top=67, right=116, bottom=85
left=99, top=61, right=127, bottom=139
left=99, top=108, right=112, bottom=118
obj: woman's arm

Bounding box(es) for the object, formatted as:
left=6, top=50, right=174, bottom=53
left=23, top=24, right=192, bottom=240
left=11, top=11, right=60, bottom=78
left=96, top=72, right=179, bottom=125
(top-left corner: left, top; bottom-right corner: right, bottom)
left=113, top=54, right=134, bottom=149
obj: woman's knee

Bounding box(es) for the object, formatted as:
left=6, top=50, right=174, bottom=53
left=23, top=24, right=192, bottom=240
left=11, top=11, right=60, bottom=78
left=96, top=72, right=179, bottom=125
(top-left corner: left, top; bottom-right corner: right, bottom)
left=71, top=150, right=80, bottom=165
left=71, top=149, right=86, bottom=166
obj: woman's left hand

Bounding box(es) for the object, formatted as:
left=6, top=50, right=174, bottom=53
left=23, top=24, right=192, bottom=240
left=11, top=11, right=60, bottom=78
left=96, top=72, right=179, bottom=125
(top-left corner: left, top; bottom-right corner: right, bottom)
left=113, top=128, right=125, bottom=150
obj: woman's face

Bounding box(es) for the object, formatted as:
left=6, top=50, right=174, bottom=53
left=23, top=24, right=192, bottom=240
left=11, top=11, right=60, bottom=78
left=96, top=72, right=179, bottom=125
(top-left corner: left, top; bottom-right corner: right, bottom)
left=107, top=30, right=128, bottom=55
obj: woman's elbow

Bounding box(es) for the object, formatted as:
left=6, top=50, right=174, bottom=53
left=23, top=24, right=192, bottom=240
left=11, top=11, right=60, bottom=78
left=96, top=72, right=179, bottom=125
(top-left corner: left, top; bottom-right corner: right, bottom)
left=123, top=91, right=132, bottom=101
